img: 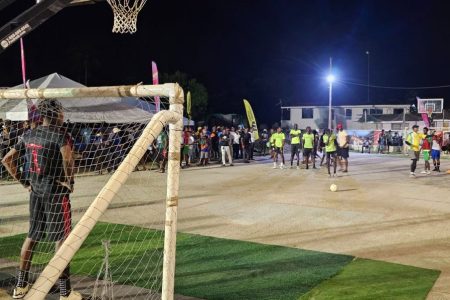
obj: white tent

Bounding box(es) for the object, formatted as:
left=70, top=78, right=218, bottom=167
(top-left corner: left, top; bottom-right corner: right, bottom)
left=0, top=73, right=195, bottom=125
left=0, top=73, right=156, bottom=123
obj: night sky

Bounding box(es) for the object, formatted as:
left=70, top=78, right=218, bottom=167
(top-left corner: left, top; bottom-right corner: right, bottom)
left=1, top=0, right=450, bottom=125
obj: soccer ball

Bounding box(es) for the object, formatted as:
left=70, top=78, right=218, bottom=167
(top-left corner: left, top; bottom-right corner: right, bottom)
left=330, top=184, right=338, bottom=192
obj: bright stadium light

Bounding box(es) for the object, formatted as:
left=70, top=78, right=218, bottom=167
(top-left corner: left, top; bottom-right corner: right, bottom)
left=326, top=74, right=335, bottom=83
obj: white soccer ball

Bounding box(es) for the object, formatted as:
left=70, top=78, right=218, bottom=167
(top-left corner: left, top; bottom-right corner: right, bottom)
left=330, top=184, right=338, bottom=192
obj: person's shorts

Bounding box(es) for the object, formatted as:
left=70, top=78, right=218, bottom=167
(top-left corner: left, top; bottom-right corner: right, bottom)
left=431, top=149, right=441, bottom=160
left=338, top=147, right=349, bottom=159
left=200, top=151, right=209, bottom=159
left=29, top=191, right=72, bottom=242
left=326, top=151, right=337, bottom=159
left=291, top=144, right=300, bottom=154
left=274, top=147, right=283, bottom=154
left=408, top=150, right=420, bottom=160
left=182, top=145, right=190, bottom=155
left=423, top=150, right=430, bottom=161
left=303, top=148, right=313, bottom=157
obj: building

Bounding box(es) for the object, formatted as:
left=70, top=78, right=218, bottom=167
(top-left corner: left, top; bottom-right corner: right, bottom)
left=281, top=104, right=450, bottom=131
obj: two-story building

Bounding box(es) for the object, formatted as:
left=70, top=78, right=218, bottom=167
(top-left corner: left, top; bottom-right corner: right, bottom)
left=281, top=104, right=449, bottom=131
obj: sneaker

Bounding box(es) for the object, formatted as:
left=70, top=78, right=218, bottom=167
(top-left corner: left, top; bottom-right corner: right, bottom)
left=410, top=172, right=416, bottom=178
left=230, top=164, right=234, bottom=166
left=273, top=164, right=277, bottom=169
left=221, top=164, right=226, bottom=167
left=432, top=167, right=438, bottom=171
left=60, top=290, right=83, bottom=300
left=280, top=164, right=284, bottom=169
left=426, top=171, right=431, bottom=175
left=420, top=171, right=427, bottom=174
left=296, top=166, right=300, bottom=170
left=13, top=284, right=30, bottom=299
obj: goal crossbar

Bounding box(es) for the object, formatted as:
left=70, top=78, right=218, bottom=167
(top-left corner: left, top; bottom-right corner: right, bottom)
left=2, top=83, right=185, bottom=300
left=0, top=83, right=182, bottom=103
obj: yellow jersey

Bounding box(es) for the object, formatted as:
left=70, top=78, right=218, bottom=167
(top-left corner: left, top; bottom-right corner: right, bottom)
left=271, top=132, right=285, bottom=148
left=406, top=131, right=426, bottom=151
left=290, top=129, right=301, bottom=145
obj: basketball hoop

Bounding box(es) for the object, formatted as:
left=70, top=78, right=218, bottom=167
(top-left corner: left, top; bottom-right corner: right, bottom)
left=107, top=0, right=147, bottom=34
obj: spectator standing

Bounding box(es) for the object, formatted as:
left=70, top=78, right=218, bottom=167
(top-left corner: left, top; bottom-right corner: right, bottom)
left=240, top=128, right=252, bottom=163
left=220, top=128, right=233, bottom=166
left=260, top=129, right=269, bottom=155
left=230, top=127, right=239, bottom=159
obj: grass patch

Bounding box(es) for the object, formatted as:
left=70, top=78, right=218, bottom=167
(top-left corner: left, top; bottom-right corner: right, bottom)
left=0, top=223, right=439, bottom=299
left=299, top=258, right=440, bottom=300
left=0, top=222, right=352, bottom=299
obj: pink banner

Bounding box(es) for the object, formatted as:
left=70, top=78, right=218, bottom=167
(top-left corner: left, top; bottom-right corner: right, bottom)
left=20, top=38, right=26, bottom=87
left=152, top=61, right=160, bottom=112
left=21, top=38, right=35, bottom=120
left=421, top=113, right=430, bottom=127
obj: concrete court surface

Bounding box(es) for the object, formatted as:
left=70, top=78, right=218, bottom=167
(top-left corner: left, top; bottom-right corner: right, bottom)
left=1, top=152, right=449, bottom=299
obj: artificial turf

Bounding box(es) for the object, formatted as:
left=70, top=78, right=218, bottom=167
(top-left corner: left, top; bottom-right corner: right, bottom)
left=0, top=223, right=440, bottom=299
left=299, top=258, right=440, bottom=300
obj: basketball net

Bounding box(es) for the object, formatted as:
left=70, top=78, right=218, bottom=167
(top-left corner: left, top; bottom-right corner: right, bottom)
left=107, top=0, right=147, bottom=34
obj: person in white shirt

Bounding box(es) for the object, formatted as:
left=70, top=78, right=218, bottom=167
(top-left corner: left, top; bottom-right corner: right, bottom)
left=336, top=123, right=349, bottom=173
left=231, top=127, right=241, bottom=160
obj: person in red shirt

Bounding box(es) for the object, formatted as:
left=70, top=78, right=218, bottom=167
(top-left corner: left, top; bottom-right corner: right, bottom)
left=420, top=127, right=432, bottom=174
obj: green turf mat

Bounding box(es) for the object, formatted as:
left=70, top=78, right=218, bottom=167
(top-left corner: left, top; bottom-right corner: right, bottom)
left=299, top=258, right=440, bottom=300
left=0, top=222, right=353, bottom=299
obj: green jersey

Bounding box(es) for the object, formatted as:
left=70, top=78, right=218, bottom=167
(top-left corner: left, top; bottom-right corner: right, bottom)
left=302, top=133, right=315, bottom=149
left=290, top=129, right=301, bottom=144
left=323, top=133, right=337, bottom=152
left=271, top=132, right=285, bottom=148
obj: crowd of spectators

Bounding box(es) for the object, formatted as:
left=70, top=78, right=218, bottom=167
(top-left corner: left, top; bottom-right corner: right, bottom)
left=2, top=117, right=450, bottom=179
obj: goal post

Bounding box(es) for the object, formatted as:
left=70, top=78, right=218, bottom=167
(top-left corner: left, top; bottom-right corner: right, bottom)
left=0, top=83, right=184, bottom=300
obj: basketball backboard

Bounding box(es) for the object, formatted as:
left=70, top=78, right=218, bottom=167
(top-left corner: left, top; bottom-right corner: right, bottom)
left=416, top=97, right=443, bottom=114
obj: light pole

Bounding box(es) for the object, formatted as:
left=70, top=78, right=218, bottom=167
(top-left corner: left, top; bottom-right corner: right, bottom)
left=366, top=50, right=370, bottom=103
left=327, top=57, right=335, bottom=130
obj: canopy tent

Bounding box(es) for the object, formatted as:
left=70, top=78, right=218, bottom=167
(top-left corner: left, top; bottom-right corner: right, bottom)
left=0, top=73, right=194, bottom=125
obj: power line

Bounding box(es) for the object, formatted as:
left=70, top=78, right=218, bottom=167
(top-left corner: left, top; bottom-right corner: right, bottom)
left=341, top=80, right=450, bottom=90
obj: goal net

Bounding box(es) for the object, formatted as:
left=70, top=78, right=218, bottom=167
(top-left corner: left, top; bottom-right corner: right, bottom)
left=0, top=83, right=184, bottom=299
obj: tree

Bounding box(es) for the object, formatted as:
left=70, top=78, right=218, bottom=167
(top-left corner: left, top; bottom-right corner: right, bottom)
left=161, top=71, right=208, bottom=120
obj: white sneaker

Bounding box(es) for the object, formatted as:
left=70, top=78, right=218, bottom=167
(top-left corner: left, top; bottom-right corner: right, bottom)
left=280, top=164, right=284, bottom=169
left=272, top=163, right=277, bottom=169
left=296, top=166, right=300, bottom=170
left=426, top=171, right=431, bottom=175
left=13, top=284, right=30, bottom=299
left=420, top=171, right=427, bottom=174
left=410, top=172, right=416, bottom=178
left=60, top=290, right=83, bottom=300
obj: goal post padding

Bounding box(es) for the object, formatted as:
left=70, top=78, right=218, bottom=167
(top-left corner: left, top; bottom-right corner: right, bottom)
left=0, top=83, right=184, bottom=300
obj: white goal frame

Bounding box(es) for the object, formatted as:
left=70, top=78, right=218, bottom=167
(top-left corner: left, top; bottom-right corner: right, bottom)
left=0, top=83, right=184, bottom=300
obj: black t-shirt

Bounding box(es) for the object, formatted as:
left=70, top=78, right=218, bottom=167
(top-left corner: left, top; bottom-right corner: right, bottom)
left=14, top=126, right=71, bottom=194
left=240, top=132, right=252, bottom=146
left=219, top=133, right=230, bottom=147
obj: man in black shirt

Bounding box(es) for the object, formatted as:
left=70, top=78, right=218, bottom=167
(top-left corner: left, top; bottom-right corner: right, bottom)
left=240, top=128, right=252, bottom=163
left=2, top=99, right=81, bottom=300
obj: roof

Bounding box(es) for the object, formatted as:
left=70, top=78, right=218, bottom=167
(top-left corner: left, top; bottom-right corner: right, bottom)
left=0, top=73, right=155, bottom=123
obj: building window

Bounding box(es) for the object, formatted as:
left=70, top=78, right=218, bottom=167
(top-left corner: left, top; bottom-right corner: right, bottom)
left=392, top=123, right=402, bottom=130
left=393, top=108, right=404, bottom=115
left=282, top=108, right=291, bottom=121
left=345, top=109, right=352, bottom=120
left=369, top=108, right=383, bottom=115
left=302, top=108, right=313, bottom=119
